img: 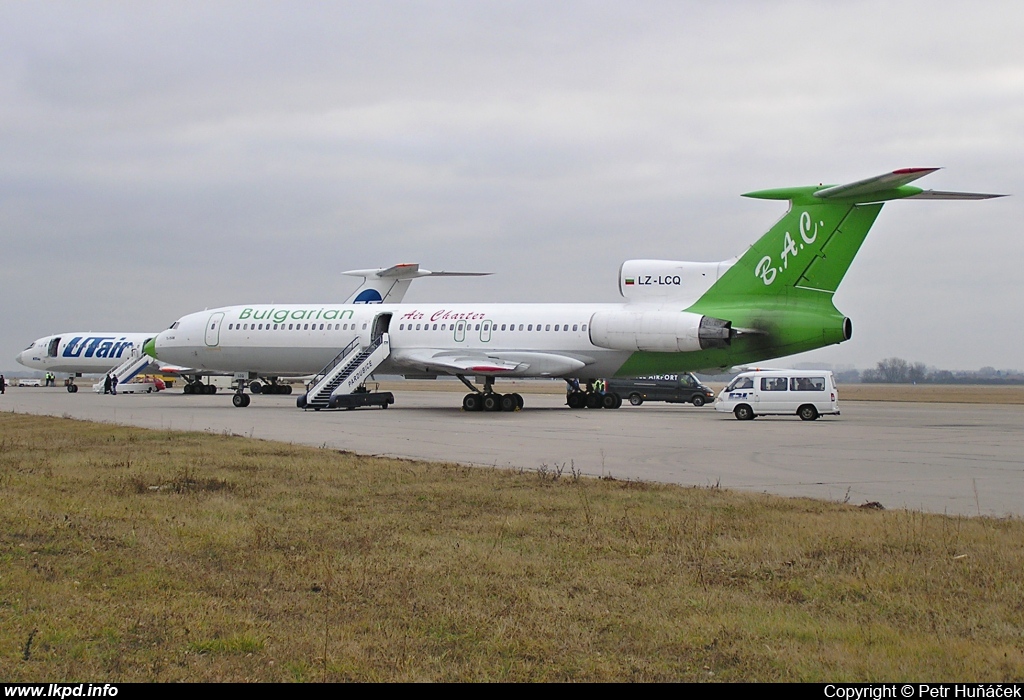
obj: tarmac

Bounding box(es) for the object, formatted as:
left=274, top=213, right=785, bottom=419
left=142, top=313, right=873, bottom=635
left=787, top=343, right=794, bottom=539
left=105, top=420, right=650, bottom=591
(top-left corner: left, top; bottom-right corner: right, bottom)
left=4, top=386, right=1023, bottom=517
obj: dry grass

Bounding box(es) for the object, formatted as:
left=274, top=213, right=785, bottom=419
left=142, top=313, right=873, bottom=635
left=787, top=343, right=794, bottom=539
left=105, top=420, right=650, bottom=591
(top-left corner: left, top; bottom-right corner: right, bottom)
left=1, top=413, right=1022, bottom=681
left=836, top=384, right=1024, bottom=404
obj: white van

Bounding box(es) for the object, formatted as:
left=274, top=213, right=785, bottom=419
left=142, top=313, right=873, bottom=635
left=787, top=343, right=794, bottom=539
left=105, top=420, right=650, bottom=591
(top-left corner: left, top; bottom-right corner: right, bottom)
left=715, top=369, right=839, bottom=421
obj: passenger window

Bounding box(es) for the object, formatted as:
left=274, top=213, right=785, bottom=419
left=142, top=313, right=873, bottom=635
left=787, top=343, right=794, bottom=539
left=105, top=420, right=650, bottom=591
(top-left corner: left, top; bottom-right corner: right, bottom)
left=791, top=377, right=825, bottom=391
left=545, top=324, right=550, bottom=331
left=573, top=324, right=578, bottom=331
left=761, top=377, right=788, bottom=391
left=528, top=324, right=533, bottom=331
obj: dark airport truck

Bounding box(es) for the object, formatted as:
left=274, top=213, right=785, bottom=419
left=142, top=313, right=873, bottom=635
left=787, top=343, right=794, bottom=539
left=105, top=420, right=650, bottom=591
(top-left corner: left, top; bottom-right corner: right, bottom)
left=606, top=373, right=716, bottom=407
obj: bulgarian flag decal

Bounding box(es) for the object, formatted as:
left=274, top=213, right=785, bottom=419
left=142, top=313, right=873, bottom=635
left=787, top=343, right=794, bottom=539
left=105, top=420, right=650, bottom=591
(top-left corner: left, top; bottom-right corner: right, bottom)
left=625, top=278, right=635, bottom=285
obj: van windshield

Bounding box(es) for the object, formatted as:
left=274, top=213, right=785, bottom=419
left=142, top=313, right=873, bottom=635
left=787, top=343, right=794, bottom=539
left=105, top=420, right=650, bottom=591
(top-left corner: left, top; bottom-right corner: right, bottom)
left=725, top=376, right=754, bottom=391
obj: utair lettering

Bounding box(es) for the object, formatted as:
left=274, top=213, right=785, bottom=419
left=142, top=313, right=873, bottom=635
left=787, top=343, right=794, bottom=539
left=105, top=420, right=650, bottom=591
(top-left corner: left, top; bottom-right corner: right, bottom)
left=62, top=337, right=132, bottom=360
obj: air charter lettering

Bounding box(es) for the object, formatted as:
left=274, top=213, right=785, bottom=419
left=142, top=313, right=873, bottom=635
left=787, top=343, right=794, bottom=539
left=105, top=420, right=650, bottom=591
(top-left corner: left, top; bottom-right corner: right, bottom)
left=399, top=309, right=488, bottom=322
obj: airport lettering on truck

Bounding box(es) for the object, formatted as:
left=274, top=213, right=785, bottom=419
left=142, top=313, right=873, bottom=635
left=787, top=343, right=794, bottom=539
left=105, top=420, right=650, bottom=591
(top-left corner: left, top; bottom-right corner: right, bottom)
left=715, top=369, right=839, bottom=421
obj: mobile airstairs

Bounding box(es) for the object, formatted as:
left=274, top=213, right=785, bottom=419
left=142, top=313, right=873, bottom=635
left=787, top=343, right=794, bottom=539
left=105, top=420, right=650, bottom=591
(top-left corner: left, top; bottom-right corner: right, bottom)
left=92, top=347, right=155, bottom=392
left=297, top=333, right=394, bottom=410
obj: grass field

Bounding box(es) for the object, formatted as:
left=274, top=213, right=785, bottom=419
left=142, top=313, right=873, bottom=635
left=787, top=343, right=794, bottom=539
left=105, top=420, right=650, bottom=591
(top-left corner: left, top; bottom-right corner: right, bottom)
left=1, top=413, right=1022, bottom=681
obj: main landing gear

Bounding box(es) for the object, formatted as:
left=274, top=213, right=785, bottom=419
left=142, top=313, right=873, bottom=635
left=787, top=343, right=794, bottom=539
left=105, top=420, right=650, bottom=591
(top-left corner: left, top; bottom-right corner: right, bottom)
left=249, top=379, right=292, bottom=395
left=458, top=375, right=523, bottom=413
left=182, top=377, right=218, bottom=395
left=565, top=380, right=623, bottom=409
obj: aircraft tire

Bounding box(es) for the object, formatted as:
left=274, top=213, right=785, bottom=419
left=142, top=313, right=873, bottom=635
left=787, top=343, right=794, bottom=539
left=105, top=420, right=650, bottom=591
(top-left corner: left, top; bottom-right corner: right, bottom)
left=611, top=393, right=622, bottom=409
left=250, top=381, right=262, bottom=395
left=691, top=395, right=705, bottom=407
left=628, top=393, right=643, bottom=406
left=483, top=394, right=501, bottom=412
left=734, top=404, right=755, bottom=421
left=513, top=393, right=524, bottom=410
left=567, top=391, right=584, bottom=409
left=602, top=393, right=618, bottom=409
left=585, top=392, right=601, bottom=409
left=232, top=393, right=249, bottom=408
left=284, top=385, right=293, bottom=395
left=798, top=404, right=819, bottom=421
left=463, top=393, right=482, bottom=412
left=500, top=394, right=517, bottom=412
left=209, top=385, right=218, bottom=395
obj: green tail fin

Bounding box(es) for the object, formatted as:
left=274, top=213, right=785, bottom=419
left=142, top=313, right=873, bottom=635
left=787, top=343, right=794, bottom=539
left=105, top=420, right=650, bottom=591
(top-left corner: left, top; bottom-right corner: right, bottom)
left=690, top=168, right=1002, bottom=309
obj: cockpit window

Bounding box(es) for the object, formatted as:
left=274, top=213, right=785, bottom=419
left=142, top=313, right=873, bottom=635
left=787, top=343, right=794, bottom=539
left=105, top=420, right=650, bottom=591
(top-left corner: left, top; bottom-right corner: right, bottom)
left=170, top=321, right=180, bottom=329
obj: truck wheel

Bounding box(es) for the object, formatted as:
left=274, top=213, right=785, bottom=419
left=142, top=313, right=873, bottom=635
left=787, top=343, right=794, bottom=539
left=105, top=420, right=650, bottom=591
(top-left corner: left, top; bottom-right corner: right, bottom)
left=734, top=404, right=754, bottom=421
left=628, top=393, right=643, bottom=406
left=691, top=395, right=706, bottom=407
left=798, top=405, right=819, bottom=421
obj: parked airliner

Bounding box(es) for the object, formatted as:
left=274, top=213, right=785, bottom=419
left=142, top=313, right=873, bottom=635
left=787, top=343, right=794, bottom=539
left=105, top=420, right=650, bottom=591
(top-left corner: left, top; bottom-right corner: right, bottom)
left=146, top=169, right=1002, bottom=411
left=17, top=263, right=483, bottom=393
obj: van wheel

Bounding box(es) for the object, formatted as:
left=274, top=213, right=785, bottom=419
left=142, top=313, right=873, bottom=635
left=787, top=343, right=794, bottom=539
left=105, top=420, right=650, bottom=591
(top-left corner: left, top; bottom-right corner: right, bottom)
left=798, top=405, right=819, bottom=421
left=628, top=393, right=643, bottom=406
left=734, top=404, right=755, bottom=421
left=691, top=395, right=706, bottom=407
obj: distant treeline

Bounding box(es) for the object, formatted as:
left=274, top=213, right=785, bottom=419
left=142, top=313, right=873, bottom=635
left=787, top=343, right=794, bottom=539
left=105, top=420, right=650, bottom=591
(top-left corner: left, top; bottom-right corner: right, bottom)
left=696, top=358, right=1024, bottom=385
left=842, top=358, right=1024, bottom=385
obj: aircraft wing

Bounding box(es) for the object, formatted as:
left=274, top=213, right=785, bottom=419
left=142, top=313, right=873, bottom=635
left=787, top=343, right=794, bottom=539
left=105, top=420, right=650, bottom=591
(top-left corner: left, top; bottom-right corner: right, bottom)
left=391, top=349, right=588, bottom=377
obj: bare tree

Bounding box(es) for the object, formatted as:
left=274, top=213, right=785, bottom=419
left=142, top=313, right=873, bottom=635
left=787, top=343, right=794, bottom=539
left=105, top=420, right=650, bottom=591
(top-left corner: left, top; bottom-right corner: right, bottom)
left=877, top=357, right=909, bottom=383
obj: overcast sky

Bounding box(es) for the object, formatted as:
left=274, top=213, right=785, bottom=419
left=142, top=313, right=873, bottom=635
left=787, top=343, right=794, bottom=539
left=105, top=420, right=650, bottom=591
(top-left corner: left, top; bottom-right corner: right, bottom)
left=2, top=1, right=1021, bottom=373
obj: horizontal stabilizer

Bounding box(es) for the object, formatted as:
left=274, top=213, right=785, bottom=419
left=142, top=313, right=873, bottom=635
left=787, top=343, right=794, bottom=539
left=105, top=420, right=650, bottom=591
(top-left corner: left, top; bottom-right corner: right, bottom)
left=342, top=263, right=492, bottom=304
left=812, top=168, right=940, bottom=199
left=744, top=168, right=1006, bottom=204
left=342, top=263, right=491, bottom=280
left=905, top=190, right=1006, bottom=200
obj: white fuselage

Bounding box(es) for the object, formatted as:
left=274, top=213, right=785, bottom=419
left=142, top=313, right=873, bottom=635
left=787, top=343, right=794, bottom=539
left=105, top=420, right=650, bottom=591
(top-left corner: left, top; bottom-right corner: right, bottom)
left=153, top=302, right=645, bottom=379
left=17, top=332, right=157, bottom=374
